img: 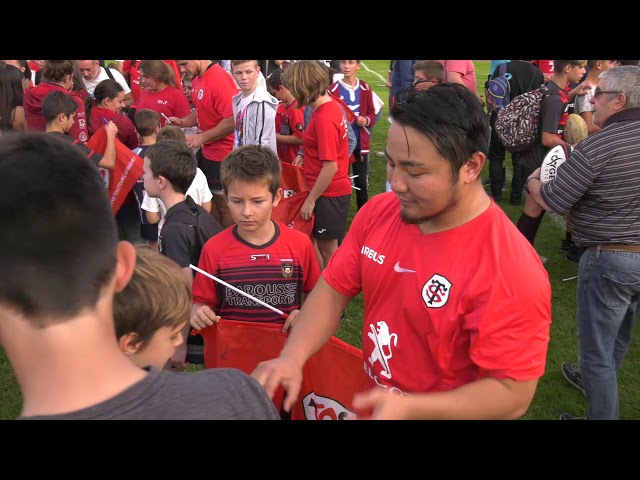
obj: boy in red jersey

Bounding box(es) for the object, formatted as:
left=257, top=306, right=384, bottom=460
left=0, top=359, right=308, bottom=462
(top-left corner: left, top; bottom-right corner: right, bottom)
left=281, top=61, right=352, bottom=270
left=252, top=84, right=552, bottom=419
left=266, top=68, right=305, bottom=165
left=172, top=60, right=239, bottom=229
left=190, top=145, right=321, bottom=334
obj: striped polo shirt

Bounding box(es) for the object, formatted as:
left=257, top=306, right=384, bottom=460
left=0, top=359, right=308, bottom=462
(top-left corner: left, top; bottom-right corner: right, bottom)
left=540, top=107, right=640, bottom=247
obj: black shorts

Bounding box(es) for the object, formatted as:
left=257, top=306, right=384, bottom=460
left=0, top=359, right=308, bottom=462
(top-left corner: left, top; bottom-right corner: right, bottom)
left=313, top=194, right=351, bottom=240
left=196, top=149, right=223, bottom=193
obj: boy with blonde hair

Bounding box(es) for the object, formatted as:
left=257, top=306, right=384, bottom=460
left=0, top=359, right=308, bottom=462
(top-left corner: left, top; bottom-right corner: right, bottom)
left=114, top=245, right=190, bottom=371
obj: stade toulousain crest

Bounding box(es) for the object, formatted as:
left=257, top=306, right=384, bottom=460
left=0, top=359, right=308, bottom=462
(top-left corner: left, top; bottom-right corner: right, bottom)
left=301, top=392, right=357, bottom=420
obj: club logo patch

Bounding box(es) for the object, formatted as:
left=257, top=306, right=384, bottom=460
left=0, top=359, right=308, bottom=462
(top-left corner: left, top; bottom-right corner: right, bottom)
left=197, top=89, right=203, bottom=100
left=421, top=274, right=452, bottom=309
left=281, top=259, right=293, bottom=278
left=301, top=392, right=356, bottom=420
left=295, top=123, right=304, bottom=132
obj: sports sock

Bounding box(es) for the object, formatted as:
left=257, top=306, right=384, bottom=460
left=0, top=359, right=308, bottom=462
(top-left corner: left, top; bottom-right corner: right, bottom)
left=517, top=211, right=545, bottom=246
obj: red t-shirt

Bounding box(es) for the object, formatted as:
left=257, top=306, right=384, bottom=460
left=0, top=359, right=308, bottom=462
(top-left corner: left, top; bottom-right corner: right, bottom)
left=532, top=60, right=554, bottom=76
left=89, top=107, right=139, bottom=150
left=323, top=193, right=552, bottom=395
left=192, top=221, right=321, bottom=323
left=136, top=86, right=191, bottom=128
left=191, top=63, right=239, bottom=162
left=302, top=100, right=351, bottom=197
left=275, top=101, right=305, bottom=164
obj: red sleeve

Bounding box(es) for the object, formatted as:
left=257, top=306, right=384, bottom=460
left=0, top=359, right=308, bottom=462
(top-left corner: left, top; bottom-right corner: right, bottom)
left=123, top=60, right=132, bottom=75
left=290, top=106, right=305, bottom=141
left=67, top=94, right=89, bottom=143
left=171, top=88, right=192, bottom=119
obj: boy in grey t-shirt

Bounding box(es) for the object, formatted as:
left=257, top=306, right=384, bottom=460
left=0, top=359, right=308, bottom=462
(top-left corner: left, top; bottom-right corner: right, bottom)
left=0, top=132, right=279, bottom=420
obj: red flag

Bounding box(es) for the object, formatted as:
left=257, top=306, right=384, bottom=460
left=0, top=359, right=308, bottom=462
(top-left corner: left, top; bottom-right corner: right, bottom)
left=272, top=162, right=314, bottom=236
left=199, top=320, right=369, bottom=420
left=86, top=126, right=144, bottom=215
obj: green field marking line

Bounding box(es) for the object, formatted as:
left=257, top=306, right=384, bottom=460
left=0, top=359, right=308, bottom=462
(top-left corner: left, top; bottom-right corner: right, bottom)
left=361, top=62, right=387, bottom=83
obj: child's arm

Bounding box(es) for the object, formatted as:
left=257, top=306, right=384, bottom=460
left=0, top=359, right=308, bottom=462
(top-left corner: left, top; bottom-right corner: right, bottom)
left=97, top=122, right=118, bottom=170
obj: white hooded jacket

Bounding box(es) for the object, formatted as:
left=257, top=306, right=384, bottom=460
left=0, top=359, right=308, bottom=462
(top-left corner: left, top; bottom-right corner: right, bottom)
left=231, top=86, right=279, bottom=155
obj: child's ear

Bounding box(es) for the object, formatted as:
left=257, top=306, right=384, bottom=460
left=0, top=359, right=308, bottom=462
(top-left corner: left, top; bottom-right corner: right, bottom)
left=57, top=112, right=66, bottom=123
left=118, top=332, right=143, bottom=356
left=272, top=187, right=283, bottom=207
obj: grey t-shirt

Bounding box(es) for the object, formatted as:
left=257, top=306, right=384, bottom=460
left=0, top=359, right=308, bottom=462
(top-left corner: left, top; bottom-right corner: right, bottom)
left=18, top=368, right=280, bottom=420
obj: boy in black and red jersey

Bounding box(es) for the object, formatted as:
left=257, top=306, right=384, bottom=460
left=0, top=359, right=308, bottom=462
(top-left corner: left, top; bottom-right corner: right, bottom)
left=190, top=145, right=321, bottom=334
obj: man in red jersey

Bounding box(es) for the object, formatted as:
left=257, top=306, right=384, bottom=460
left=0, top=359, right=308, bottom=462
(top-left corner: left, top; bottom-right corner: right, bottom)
left=252, top=84, right=552, bottom=420
left=171, top=60, right=239, bottom=228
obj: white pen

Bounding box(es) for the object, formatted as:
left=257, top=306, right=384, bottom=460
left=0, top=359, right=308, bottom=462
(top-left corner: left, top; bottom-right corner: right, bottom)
left=161, top=112, right=172, bottom=124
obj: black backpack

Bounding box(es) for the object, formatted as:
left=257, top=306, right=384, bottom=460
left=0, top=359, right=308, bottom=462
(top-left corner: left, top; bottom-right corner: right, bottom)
left=163, top=195, right=223, bottom=266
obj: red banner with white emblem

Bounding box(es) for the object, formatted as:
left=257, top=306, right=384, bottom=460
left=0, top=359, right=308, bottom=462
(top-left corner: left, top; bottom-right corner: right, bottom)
left=199, top=319, right=369, bottom=420
left=86, top=126, right=144, bottom=215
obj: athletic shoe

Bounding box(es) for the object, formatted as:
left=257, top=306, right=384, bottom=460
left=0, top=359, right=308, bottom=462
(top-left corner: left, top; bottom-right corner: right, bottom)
left=561, top=361, right=586, bottom=396
left=538, top=255, right=547, bottom=264
left=560, top=412, right=586, bottom=420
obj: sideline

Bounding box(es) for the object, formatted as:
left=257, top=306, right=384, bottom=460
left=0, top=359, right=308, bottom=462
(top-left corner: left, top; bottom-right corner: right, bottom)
left=361, top=62, right=387, bottom=83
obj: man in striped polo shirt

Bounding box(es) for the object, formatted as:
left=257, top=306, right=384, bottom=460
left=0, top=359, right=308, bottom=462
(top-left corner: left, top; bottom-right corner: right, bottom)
left=524, top=65, right=640, bottom=420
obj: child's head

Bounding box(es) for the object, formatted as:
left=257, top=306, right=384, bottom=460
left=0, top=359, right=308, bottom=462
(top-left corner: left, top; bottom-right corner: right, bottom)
left=143, top=139, right=196, bottom=197
left=93, top=79, right=126, bottom=113
left=281, top=60, right=329, bottom=106
left=113, top=245, right=190, bottom=371
left=133, top=108, right=161, bottom=138
left=231, top=60, right=260, bottom=94
left=156, top=125, right=187, bottom=143
left=267, top=68, right=295, bottom=104
left=339, top=60, right=361, bottom=79
left=221, top=145, right=282, bottom=233
left=413, top=60, right=445, bottom=91
left=42, top=90, right=78, bottom=132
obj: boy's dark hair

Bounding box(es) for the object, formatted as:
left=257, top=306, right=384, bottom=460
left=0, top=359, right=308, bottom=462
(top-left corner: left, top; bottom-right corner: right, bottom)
left=392, top=84, right=490, bottom=183
left=266, top=68, right=284, bottom=91
left=133, top=108, right=161, bottom=137
left=221, top=144, right=281, bottom=198
left=42, top=90, right=78, bottom=123
left=113, top=245, right=191, bottom=348
left=145, top=139, right=196, bottom=194
left=0, top=133, right=117, bottom=325
left=157, top=125, right=187, bottom=143
left=553, top=60, right=587, bottom=74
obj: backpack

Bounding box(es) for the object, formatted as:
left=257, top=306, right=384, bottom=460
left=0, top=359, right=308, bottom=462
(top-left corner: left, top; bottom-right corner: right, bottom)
left=495, top=84, right=557, bottom=154
left=486, top=62, right=512, bottom=114
left=162, top=195, right=223, bottom=266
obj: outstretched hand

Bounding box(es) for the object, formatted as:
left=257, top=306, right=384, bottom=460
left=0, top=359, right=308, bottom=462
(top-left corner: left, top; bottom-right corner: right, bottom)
left=251, top=356, right=303, bottom=412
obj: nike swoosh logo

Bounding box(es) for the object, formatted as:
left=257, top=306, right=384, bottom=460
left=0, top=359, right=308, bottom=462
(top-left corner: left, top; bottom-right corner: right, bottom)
left=317, top=229, right=327, bottom=234
left=394, top=261, right=416, bottom=273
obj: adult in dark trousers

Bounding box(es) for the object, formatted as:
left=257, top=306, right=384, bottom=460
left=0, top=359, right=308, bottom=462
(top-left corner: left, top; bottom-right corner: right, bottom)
left=487, top=61, right=544, bottom=204
left=525, top=65, right=640, bottom=420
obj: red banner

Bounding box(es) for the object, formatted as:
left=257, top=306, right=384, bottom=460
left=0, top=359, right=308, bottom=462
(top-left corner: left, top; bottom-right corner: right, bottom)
left=272, top=162, right=314, bottom=236
left=199, top=320, right=369, bottom=420
left=86, top=126, right=144, bottom=215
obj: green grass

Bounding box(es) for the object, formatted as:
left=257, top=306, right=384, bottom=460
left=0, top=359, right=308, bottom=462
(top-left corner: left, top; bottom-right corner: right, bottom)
left=2, top=61, right=639, bottom=420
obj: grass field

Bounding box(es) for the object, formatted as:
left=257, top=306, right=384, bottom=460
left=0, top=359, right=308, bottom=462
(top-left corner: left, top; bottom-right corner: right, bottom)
left=2, top=60, right=639, bottom=420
